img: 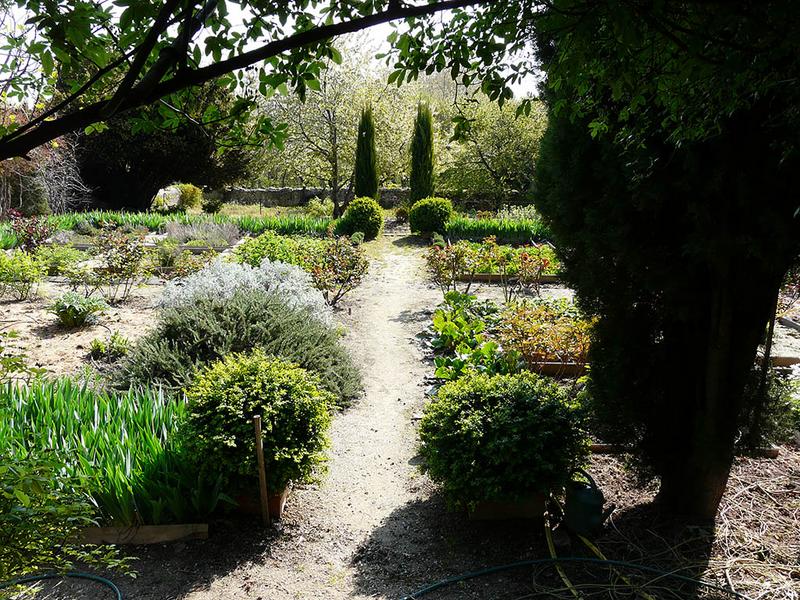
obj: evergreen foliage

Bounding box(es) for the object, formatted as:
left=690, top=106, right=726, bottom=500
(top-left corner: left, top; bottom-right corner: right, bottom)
left=354, top=105, right=378, bottom=199
left=535, top=107, right=800, bottom=517
left=116, top=290, right=361, bottom=405
left=408, top=197, right=452, bottom=234
left=336, top=196, right=383, bottom=240
left=409, top=103, right=435, bottom=204
left=183, top=350, right=332, bottom=494
left=419, top=371, right=587, bottom=509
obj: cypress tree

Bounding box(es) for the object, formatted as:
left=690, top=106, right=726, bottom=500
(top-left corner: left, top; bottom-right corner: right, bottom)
left=409, top=102, right=434, bottom=203
left=354, top=104, right=379, bottom=199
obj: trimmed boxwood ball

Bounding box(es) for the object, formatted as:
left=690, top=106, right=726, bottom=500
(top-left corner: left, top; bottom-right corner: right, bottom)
left=409, top=197, right=453, bottom=234
left=183, top=349, right=333, bottom=494
left=336, top=196, right=384, bottom=240
left=175, top=183, right=202, bottom=210
left=418, top=371, right=588, bottom=509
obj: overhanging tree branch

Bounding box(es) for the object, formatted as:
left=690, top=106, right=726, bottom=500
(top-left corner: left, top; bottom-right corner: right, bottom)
left=0, top=0, right=487, bottom=161
left=99, top=0, right=186, bottom=119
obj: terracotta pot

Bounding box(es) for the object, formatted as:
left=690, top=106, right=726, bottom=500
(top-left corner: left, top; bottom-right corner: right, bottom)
left=468, top=492, right=547, bottom=521
left=235, top=487, right=289, bottom=519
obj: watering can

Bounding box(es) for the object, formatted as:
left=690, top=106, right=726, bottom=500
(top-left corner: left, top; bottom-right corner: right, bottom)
left=563, top=469, right=613, bottom=537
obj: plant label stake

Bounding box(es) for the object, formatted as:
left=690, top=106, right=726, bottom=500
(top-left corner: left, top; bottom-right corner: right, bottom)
left=253, top=415, right=270, bottom=527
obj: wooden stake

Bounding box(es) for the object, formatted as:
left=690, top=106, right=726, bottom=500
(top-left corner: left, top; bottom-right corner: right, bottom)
left=253, top=415, right=271, bottom=527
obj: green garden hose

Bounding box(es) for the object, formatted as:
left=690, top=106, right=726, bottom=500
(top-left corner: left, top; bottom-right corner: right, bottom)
left=0, top=572, right=122, bottom=599
left=399, top=557, right=752, bottom=600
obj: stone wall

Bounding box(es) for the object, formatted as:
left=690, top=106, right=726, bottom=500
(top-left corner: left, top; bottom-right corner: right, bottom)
left=217, top=187, right=409, bottom=208
left=211, top=186, right=530, bottom=210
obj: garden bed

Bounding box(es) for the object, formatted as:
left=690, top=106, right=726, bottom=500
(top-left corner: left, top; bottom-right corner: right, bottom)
left=1, top=280, right=160, bottom=377
left=64, top=241, right=232, bottom=254
left=461, top=272, right=560, bottom=284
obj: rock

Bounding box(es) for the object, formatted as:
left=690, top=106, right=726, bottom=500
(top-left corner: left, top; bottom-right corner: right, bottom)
left=152, top=185, right=181, bottom=212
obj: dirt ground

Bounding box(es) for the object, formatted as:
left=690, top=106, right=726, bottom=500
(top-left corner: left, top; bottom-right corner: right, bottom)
left=14, top=231, right=800, bottom=600
left=2, top=279, right=161, bottom=378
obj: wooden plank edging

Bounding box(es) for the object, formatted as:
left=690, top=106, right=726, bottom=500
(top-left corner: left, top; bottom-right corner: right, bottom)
left=457, top=273, right=561, bottom=284
left=770, top=355, right=800, bottom=367
left=778, top=316, right=800, bottom=333
left=81, top=523, right=208, bottom=545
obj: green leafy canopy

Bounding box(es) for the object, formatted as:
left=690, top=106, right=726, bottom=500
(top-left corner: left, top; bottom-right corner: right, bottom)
left=0, top=0, right=487, bottom=160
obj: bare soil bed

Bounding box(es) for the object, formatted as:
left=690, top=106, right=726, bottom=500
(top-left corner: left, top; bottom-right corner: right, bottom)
left=2, top=280, right=161, bottom=378
left=16, top=231, right=800, bottom=600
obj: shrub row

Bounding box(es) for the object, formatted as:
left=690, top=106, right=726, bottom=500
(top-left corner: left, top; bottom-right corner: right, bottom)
left=406, top=196, right=552, bottom=244
left=444, top=214, right=552, bottom=244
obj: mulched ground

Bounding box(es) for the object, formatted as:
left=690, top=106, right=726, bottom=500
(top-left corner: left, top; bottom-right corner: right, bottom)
left=550, top=448, right=800, bottom=600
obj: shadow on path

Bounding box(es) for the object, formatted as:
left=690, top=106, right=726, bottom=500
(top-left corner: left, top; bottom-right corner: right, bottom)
left=36, top=518, right=280, bottom=600
left=390, top=234, right=428, bottom=249
left=350, top=495, right=548, bottom=600
left=350, top=495, right=719, bottom=600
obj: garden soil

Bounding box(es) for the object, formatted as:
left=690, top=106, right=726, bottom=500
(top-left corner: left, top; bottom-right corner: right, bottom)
left=2, top=280, right=161, bottom=378
left=30, top=230, right=800, bottom=600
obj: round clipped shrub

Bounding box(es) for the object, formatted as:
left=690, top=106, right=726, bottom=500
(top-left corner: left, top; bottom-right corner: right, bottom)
left=201, top=191, right=224, bottom=214
left=418, top=372, right=587, bottom=509
left=336, top=196, right=383, bottom=240
left=183, top=350, right=333, bottom=493
left=409, top=197, right=453, bottom=234
left=175, top=183, right=203, bottom=211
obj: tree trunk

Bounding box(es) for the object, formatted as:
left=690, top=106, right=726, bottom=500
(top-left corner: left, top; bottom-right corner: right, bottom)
left=655, top=269, right=780, bottom=520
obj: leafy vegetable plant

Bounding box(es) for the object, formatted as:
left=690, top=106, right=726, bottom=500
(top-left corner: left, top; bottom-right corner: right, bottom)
left=49, top=292, right=108, bottom=327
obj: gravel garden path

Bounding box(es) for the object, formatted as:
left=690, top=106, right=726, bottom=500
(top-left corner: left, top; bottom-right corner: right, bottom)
left=135, top=232, right=541, bottom=600
left=32, top=230, right=558, bottom=600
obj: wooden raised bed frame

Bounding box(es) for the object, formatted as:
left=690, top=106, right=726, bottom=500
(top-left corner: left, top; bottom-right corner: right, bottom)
left=458, top=273, right=561, bottom=284
left=529, top=362, right=586, bottom=377
left=468, top=493, right=547, bottom=521
left=81, top=523, right=208, bottom=545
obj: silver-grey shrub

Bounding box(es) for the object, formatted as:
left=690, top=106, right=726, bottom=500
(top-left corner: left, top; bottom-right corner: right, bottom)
left=163, top=221, right=240, bottom=246
left=161, top=259, right=333, bottom=325
left=115, top=288, right=360, bottom=405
